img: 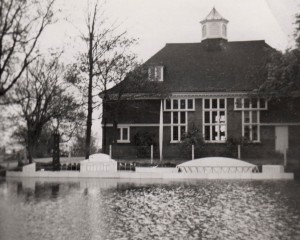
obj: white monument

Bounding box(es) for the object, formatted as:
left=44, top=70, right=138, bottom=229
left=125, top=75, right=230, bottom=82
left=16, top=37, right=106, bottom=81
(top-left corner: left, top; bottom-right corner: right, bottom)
left=80, top=153, right=117, bottom=173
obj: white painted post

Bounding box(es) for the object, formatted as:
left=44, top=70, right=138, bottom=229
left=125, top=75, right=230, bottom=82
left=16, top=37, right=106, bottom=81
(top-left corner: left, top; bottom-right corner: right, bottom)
left=109, top=145, right=112, bottom=159
left=238, top=144, right=241, bottom=159
left=192, top=145, right=195, bottom=160
left=284, top=149, right=287, bottom=167
left=151, top=145, right=153, bottom=165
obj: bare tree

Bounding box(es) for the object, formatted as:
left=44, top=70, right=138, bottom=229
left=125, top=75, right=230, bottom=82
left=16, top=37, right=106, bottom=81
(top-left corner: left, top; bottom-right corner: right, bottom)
left=0, top=0, right=55, bottom=97
left=13, top=55, right=83, bottom=163
left=67, top=0, right=138, bottom=159
left=71, top=126, right=98, bottom=157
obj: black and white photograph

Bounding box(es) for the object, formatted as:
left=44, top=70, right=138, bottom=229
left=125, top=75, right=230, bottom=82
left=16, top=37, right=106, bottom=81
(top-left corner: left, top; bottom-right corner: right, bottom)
left=1, top=0, right=300, bottom=239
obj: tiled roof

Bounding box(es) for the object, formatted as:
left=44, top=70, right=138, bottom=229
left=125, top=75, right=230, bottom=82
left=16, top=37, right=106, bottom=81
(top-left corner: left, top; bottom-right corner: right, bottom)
left=106, top=39, right=274, bottom=95
left=145, top=39, right=273, bottom=92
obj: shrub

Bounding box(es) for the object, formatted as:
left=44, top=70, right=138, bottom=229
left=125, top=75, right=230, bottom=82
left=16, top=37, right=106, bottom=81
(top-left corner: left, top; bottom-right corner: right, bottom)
left=179, top=126, right=205, bottom=159
left=133, top=131, right=156, bottom=158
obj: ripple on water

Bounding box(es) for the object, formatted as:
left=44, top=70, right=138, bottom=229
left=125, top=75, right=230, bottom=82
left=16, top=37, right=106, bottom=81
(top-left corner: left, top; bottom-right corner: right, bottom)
left=0, top=179, right=300, bottom=240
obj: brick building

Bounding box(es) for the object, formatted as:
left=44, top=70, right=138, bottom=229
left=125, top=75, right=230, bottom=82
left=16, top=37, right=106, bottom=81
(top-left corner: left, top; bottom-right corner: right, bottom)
left=102, top=8, right=300, bottom=164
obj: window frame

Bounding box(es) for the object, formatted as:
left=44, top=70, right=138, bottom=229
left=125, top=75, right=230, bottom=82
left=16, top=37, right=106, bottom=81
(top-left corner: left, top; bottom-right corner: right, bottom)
left=117, top=126, right=130, bottom=143
left=202, top=98, right=227, bottom=143
left=234, top=97, right=265, bottom=143
left=242, top=110, right=261, bottom=142
left=148, top=66, right=164, bottom=81
left=164, top=98, right=195, bottom=143
left=171, top=111, right=188, bottom=143
left=164, top=98, right=195, bottom=111
left=234, top=98, right=268, bottom=110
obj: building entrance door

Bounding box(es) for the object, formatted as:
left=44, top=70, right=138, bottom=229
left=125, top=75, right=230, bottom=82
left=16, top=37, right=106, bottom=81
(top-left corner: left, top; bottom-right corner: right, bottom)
left=275, top=126, right=289, bottom=153
left=275, top=126, right=289, bottom=165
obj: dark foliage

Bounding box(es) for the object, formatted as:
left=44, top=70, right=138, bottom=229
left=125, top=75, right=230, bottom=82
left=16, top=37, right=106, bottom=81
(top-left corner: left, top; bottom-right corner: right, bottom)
left=133, top=131, right=156, bottom=158
left=179, top=126, right=205, bottom=159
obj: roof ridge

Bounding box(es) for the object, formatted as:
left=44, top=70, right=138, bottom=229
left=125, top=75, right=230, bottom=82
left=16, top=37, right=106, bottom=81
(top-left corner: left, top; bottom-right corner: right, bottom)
left=164, top=40, right=266, bottom=46
left=228, top=40, right=266, bottom=43
left=165, top=42, right=201, bottom=45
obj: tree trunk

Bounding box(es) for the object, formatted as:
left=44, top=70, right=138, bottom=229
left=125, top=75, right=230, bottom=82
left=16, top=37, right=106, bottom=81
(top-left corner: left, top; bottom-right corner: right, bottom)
left=52, top=132, right=60, bottom=170
left=26, top=130, right=34, bottom=164
left=85, top=32, right=94, bottom=160
left=102, top=97, right=108, bottom=154
left=102, top=118, right=107, bottom=153
left=27, top=140, right=35, bottom=164
left=26, top=145, right=33, bottom=164
left=26, top=127, right=42, bottom=164
left=112, top=120, right=118, bottom=144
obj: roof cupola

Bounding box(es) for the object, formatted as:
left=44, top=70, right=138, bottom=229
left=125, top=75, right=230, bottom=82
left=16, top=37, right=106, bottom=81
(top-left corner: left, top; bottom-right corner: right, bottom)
left=200, top=8, right=228, bottom=41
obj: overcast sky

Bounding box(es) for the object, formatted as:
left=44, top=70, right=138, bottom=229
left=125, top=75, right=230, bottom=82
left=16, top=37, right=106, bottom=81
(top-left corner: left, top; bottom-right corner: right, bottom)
left=38, top=0, right=299, bottom=147
left=40, top=0, right=299, bottom=62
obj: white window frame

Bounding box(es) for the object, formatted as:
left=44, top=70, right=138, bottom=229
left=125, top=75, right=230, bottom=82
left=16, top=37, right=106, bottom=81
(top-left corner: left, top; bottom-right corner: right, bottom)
left=234, top=98, right=268, bottom=110
left=155, top=66, right=164, bottom=81
left=163, top=98, right=193, bottom=143
left=164, top=98, right=195, bottom=111
left=234, top=98, right=265, bottom=143
left=117, top=126, right=130, bottom=143
left=148, top=66, right=164, bottom=81
left=242, top=110, right=261, bottom=142
left=202, top=98, right=227, bottom=143
left=171, top=111, right=188, bottom=143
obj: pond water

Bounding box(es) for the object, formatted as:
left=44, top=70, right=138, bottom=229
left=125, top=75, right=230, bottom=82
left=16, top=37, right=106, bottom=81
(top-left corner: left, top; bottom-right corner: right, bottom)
left=0, top=178, right=300, bottom=240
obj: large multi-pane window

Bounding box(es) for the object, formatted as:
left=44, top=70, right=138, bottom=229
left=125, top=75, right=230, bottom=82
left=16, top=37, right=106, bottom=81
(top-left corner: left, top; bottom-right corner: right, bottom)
left=164, top=98, right=194, bottom=143
left=242, top=110, right=260, bottom=142
left=234, top=98, right=267, bottom=142
left=171, top=111, right=187, bottom=142
left=164, top=99, right=195, bottom=111
left=234, top=98, right=267, bottom=110
left=203, top=98, right=227, bottom=142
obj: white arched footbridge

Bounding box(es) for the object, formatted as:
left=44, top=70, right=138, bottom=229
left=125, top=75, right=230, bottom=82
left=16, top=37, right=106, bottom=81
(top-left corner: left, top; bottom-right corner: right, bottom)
left=177, top=157, right=259, bottom=174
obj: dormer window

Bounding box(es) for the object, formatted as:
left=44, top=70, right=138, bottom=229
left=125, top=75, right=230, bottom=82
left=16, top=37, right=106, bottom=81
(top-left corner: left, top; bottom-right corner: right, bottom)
left=148, top=66, right=164, bottom=81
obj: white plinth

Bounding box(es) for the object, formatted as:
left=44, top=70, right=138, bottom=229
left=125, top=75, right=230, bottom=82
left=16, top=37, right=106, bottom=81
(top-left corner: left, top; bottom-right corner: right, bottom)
left=80, top=154, right=117, bottom=173
left=135, top=167, right=178, bottom=173
left=23, top=163, right=36, bottom=174
left=262, top=165, right=284, bottom=174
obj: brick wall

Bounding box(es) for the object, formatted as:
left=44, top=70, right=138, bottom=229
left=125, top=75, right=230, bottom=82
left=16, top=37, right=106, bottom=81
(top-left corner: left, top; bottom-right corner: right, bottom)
left=103, top=97, right=300, bottom=161
left=261, top=98, right=300, bottom=123
left=104, top=99, right=161, bottom=124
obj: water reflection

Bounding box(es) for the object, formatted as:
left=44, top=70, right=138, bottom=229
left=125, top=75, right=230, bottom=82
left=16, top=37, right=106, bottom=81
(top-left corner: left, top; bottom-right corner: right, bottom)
left=0, top=178, right=300, bottom=240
